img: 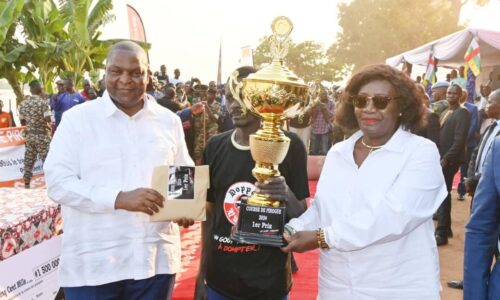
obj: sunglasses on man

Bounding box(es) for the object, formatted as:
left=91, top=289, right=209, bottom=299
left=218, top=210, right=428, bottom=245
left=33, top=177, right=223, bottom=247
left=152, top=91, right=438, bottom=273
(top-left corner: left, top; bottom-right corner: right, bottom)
left=351, top=94, right=398, bottom=110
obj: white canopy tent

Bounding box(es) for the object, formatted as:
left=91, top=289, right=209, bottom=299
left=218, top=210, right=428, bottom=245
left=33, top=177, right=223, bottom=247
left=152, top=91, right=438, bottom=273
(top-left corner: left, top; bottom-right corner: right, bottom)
left=386, top=28, right=500, bottom=88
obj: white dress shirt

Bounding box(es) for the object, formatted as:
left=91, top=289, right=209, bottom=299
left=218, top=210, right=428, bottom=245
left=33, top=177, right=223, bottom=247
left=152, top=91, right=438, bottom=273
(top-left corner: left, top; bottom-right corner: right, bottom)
left=44, top=92, right=193, bottom=287
left=288, top=128, right=447, bottom=299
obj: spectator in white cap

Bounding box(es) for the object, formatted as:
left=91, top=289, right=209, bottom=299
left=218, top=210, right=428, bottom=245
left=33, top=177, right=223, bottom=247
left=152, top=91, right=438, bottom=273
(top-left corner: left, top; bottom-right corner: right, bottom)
left=431, top=81, right=450, bottom=117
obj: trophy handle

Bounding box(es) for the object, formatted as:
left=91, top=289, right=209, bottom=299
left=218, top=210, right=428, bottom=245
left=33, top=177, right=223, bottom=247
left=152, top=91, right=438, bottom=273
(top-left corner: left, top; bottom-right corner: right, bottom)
left=228, top=70, right=248, bottom=117
left=296, top=82, right=319, bottom=123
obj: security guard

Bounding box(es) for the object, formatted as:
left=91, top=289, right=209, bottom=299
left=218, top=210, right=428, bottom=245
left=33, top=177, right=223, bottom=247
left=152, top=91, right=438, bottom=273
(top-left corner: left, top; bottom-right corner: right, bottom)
left=18, top=80, right=52, bottom=188
left=192, top=84, right=220, bottom=164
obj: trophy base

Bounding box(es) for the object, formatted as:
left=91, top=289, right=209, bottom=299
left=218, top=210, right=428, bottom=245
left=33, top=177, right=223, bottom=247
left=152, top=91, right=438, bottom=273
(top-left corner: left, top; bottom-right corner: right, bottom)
left=231, top=230, right=285, bottom=247
left=230, top=202, right=286, bottom=247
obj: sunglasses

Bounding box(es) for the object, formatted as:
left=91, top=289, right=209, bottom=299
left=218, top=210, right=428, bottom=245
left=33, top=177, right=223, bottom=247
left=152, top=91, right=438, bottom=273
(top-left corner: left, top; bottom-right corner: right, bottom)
left=351, top=94, right=398, bottom=110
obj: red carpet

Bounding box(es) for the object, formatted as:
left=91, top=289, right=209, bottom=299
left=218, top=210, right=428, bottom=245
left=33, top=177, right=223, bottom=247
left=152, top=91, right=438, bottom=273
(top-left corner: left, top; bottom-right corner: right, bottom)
left=172, top=181, right=319, bottom=300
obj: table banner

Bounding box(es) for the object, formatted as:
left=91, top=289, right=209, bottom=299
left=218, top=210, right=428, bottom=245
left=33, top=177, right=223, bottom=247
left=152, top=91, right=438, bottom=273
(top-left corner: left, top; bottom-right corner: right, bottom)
left=0, top=127, right=44, bottom=188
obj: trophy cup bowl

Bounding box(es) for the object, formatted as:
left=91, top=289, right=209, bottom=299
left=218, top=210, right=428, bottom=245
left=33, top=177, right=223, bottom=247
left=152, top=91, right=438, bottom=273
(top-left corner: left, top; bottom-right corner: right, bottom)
left=230, top=16, right=308, bottom=247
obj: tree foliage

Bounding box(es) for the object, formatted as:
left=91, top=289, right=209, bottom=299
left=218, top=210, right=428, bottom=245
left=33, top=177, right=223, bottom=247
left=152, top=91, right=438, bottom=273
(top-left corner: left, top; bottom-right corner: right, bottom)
left=0, top=0, right=115, bottom=103
left=253, top=36, right=344, bottom=83
left=57, top=0, right=115, bottom=86
left=329, top=0, right=489, bottom=72
left=0, top=0, right=29, bottom=103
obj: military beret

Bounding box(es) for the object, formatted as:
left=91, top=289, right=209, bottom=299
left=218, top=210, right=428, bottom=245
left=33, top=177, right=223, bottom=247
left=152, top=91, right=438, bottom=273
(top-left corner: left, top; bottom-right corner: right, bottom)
left=29, top=80, right=41, bottom=87
left=431, top=81, right=450, bottom=90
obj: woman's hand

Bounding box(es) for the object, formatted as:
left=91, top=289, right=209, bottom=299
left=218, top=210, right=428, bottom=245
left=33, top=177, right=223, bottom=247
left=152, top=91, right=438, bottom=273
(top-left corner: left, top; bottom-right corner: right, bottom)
left=281, top=230, right=318, bottom=253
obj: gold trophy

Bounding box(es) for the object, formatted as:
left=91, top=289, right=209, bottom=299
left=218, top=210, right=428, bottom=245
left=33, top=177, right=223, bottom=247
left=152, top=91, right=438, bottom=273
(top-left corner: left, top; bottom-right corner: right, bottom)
left=230, top=16, right=308, bottom=247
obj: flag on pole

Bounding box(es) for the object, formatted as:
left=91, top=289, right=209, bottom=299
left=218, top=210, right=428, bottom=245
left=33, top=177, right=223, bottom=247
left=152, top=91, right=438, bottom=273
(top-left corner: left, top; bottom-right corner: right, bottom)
left=464, top=38, right=481, bottom=76
left=127, top=5, right=146, bottom=42
left=424, top=52, right=437, bottom=84
left=127, top=5, right=149, bottom=63
left=217, top=40, right=222, bottom=86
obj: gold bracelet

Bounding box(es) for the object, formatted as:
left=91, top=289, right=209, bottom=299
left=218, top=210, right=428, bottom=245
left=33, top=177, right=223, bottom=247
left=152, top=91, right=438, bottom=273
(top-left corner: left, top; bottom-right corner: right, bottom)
left=317, top=228, right=329, bottom=249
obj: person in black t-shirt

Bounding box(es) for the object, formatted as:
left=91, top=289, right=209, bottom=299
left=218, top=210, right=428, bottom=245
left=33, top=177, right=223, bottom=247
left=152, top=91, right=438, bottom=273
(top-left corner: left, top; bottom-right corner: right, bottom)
left=194, top=66, right=309, bottom=300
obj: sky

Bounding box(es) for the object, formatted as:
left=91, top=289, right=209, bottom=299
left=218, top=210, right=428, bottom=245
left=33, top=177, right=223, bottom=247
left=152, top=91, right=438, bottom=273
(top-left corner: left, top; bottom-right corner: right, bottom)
left=101, top=0, right=341, bottom=83
left=100, top=0, right=500, bottom=84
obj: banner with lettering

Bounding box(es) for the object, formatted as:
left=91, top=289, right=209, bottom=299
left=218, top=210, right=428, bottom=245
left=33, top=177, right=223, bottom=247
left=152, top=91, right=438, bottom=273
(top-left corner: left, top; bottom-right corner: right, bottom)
left=0, top=127, right=44, bottom=188
left=0, top=235, right=61, bottom=300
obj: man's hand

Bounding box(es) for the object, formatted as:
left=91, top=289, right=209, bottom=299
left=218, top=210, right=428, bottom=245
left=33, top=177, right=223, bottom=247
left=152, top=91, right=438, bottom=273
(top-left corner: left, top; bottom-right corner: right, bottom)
left=465, top=180, right=476, bottom=197
left=190, top=102, right=205, bottom=116
left=115, top=188, right=164, bottom=215
left=281, top=230, right=318, bottom=253
left=175, top=217, right=195, bottom=228
left=255, top=176, right=289, bottom=203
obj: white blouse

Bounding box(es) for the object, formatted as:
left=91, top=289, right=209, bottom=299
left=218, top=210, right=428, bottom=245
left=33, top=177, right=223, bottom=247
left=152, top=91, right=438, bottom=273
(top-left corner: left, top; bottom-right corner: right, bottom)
left=288, top=128, right=447, bottom=299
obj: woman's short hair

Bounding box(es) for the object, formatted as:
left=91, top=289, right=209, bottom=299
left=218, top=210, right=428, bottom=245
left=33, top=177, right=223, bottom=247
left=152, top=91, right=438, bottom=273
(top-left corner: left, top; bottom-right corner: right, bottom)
left=335, top=64, right=427, bottom=133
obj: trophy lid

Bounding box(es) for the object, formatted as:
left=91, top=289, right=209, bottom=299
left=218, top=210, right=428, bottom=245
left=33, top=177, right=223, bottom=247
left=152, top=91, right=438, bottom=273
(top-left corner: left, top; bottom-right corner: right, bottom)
left=245, top=17, right=306, bottom=88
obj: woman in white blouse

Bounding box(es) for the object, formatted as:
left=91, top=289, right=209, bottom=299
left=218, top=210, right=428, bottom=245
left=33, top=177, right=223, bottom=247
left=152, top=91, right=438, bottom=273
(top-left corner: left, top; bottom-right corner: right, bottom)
left=282, top=64, right=447, bottom=299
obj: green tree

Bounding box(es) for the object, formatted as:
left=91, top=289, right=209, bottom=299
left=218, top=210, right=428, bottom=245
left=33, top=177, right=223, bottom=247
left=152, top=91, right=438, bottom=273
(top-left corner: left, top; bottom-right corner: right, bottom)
left=20, top=0, right=67, bottom=94
left=329, top=0, right=468, bottom=72
left=57, top=0, right=115, bottom=86
left=0, top=0, right=28, bottom=103
left=254, top=36, right=342, bottom=83
left=330, top=0, right=491, bottom=73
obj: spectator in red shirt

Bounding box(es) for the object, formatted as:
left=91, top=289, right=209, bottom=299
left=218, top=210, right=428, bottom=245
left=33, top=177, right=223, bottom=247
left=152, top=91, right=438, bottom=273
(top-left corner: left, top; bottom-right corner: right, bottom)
left=310, top=90, right=334, bottom=155
left=0, top=100, right=12, bottom=128
left=80, top=79, right=92, bottom=101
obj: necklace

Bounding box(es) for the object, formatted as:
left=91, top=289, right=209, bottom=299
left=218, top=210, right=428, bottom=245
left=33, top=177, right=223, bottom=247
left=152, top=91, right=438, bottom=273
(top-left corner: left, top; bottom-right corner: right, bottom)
left=361, top=138, right=383, bottom=154
left=231, top=131, right=250, bottom=151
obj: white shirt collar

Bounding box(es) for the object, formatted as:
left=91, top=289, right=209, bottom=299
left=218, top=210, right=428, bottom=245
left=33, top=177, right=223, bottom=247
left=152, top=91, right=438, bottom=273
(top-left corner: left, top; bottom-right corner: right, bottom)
left=102, top=90, right=158, bottom=118
left=334, top=127, right=410, bottom=161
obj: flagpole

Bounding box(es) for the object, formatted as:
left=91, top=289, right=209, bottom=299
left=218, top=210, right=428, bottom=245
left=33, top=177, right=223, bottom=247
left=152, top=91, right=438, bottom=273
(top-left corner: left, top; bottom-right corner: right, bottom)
left=217, top=38, right=222, bottom=86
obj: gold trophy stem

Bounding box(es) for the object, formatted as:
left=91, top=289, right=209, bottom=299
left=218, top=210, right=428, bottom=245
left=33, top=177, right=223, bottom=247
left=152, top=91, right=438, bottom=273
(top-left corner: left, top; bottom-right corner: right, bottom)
left=259, top=117, right=284, bottom=138
left=247, top=117, right=288, bottom=208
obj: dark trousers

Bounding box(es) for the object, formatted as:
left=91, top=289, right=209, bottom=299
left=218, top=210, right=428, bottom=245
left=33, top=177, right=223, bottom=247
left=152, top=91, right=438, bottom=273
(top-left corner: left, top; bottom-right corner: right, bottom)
left=436, top=163, right=460, bottom=235
left=206, top=286, right=289, bottom=300
left=63, top=274, right=176, bottom=300
left=457, top=145, right=475, bottom=197
left=310, top=133, right=329, bottom=155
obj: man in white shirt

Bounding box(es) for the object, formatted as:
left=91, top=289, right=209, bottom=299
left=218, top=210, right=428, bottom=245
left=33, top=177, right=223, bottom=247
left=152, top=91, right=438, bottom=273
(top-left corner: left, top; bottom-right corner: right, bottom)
left=44, top=41, right=194, bottom=300
left=170, top=68, right=183, bottom=86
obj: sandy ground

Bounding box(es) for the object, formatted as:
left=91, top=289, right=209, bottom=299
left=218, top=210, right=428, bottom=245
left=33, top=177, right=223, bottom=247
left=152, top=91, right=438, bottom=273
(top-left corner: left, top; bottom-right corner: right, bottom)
left=439, top=190, right=470, bottom=300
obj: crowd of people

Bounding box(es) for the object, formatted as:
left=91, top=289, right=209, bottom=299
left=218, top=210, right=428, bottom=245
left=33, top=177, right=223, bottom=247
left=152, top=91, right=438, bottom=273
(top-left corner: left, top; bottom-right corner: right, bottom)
left=3, top=40, right=500, bottom=299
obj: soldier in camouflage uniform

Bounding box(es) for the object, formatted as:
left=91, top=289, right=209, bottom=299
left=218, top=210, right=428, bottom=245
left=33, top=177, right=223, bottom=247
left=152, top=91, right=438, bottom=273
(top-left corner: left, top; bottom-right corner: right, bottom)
left=193, top=87, right=221, bottom=164
left=19, top=80, right=52, bottom=188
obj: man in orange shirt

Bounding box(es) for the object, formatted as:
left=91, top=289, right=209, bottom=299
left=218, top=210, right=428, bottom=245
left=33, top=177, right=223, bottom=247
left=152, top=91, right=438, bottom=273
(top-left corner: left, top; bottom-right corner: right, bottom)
left=0, top=100, right=12, bottom=128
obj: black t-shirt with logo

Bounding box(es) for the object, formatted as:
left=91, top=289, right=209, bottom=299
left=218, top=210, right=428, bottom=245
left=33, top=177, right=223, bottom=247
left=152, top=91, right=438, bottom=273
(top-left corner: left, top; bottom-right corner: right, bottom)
left=202, top=130, right=310, bottom=300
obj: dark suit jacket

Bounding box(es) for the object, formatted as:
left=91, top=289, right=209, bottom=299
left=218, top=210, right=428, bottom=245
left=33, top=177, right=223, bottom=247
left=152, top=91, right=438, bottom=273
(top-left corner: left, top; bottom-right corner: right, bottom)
left=464, top=136, right=500, bottom=300
left=439, top=106, right=471, bottom=165
left=415, top=110, right=440, bottom=146
left=464, top=102, right=479, bottom=148
left=467, top=124, right=500, bottom=190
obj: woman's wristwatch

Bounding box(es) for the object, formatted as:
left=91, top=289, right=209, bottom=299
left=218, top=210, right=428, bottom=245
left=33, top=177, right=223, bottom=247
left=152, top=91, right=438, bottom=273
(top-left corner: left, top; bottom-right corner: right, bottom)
left=316, top=228, right=329, bottom=249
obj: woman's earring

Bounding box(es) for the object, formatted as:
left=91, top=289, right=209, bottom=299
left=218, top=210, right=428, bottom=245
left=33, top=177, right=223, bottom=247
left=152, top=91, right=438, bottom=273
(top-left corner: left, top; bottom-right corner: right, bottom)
left=399, top=113, right=403, bottom=117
